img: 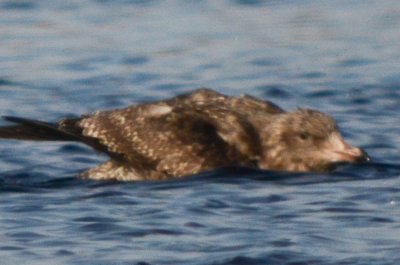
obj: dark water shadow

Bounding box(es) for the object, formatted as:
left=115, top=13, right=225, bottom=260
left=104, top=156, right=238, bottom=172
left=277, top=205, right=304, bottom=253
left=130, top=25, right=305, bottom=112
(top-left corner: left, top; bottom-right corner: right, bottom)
left=0, top=162, right=399, bottom=192
left=174, top=162, right=400, bottom=186
left=0, top=165, right=81, bottom=193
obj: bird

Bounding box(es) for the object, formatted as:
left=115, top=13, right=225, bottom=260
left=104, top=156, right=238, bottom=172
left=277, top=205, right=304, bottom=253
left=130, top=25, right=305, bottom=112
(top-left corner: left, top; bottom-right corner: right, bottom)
left=0, top=88, right=370, bottom=181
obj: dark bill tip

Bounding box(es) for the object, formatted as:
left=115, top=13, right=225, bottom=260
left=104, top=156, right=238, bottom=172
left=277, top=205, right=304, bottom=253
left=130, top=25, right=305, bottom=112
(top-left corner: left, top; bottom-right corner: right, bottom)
left=355, top=148, right=371, bottom=163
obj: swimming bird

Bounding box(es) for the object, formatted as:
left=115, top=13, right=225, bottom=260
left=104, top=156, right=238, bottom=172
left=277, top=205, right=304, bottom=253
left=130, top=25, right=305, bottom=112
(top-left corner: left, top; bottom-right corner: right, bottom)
left=0, top=88, right=370, bottom=181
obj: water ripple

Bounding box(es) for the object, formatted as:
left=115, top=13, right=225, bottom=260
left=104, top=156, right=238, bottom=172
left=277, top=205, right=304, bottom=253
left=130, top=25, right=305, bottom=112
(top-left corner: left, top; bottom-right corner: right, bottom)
left=1, top=0, right=400, bottom=264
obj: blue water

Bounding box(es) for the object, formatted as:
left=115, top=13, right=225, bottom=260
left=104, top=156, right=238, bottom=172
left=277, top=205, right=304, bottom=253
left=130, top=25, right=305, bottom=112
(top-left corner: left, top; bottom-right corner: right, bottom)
left=0, top=0, right=400, bottom=264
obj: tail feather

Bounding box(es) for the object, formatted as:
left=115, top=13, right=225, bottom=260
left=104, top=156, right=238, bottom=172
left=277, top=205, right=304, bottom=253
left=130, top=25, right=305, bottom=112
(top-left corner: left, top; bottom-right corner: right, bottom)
left=0, top=116, right=80, bottom=141
left=0, top=116, right=122, bottom=159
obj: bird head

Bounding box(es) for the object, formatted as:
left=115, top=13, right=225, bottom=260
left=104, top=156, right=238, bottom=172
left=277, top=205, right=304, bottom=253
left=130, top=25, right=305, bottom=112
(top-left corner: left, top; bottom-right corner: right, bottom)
left=259, top=109, right=370, bottom=172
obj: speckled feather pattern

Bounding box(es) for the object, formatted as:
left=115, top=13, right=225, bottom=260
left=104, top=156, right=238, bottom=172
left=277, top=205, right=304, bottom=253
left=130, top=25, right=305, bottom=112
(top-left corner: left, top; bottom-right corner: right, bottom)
left=76, top=88, right=281, bottom=180
left=64, top=88, right=352, bottom=180
left=0, top=88, right=362, bottom=181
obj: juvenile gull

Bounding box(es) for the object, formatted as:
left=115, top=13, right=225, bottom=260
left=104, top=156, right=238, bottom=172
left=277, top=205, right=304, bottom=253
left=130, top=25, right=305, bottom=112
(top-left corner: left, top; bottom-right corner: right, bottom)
left=0, top=88, right=370, bottom=181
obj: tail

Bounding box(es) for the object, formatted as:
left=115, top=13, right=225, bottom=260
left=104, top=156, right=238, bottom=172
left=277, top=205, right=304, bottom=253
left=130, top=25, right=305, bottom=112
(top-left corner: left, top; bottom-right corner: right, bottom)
left=0, top=116, right=118, bottom=157
left=0, top=116, right=81, bottom=141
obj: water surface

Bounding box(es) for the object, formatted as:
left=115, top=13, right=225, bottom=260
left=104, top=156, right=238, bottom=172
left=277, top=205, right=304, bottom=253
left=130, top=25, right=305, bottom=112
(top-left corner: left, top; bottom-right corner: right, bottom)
left=0, top=0, right=400, bottom=264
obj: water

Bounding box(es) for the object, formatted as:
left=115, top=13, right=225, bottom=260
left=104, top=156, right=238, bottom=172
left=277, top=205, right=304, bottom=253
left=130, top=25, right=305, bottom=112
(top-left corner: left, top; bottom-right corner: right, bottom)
left=0, top=0, right=400, bottom=264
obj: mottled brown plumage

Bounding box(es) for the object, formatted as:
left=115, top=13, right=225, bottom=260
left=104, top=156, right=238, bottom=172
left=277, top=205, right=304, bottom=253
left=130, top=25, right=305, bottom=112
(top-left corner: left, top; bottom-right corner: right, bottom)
left=0, top=88, right=370, bottom=181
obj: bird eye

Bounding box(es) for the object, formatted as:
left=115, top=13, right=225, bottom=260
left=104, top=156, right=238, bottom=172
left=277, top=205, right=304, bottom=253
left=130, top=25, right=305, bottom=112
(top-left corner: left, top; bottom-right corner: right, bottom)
left=299, top=132, right=310, bottom=140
